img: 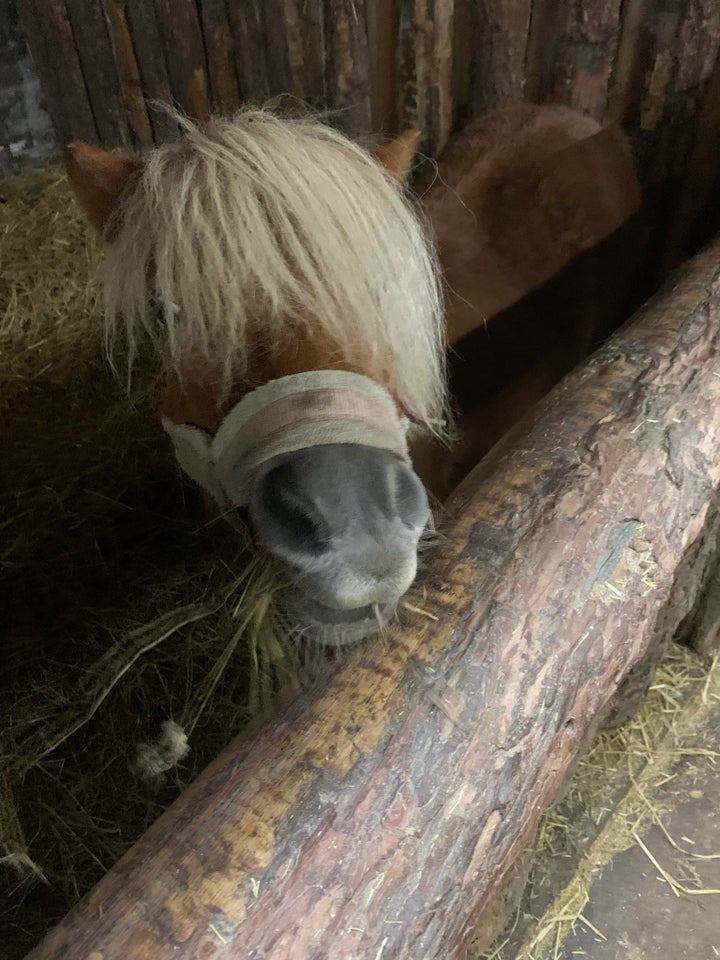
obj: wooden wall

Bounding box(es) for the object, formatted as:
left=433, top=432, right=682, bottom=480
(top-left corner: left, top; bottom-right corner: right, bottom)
left=15, top=0, right=720, bottom=269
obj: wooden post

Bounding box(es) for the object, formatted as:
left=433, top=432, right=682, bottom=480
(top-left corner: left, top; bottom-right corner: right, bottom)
left=323, top=0, right=372, bottom=136
left=225, top=0, right=270, bottom=105
left=607, top=0, right=720, bottom=274
left=467, top=0, right=532, bottom=116
left=64, top=0, right=131, bottom=147
left=197, top=0, right=241, bottom=114
left=24, top=237, right=720, bottom=959
left=398, top=0, right=454, bottom=155
left=525, top=0, right=624, bottom=119
left=283, top=0, right=326, bottom=107
left=100, top=0, right=154, bottom=147
left=152, top=0, right=210, bottom=122
left=17, top=0, right=97, bottom=146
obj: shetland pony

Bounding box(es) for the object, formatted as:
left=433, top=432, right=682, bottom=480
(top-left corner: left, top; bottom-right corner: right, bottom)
left=64, top=104, right=640, bottom=646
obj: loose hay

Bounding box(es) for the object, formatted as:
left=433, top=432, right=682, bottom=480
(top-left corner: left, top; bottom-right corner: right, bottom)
left=0, top=166, right=314, bottom=957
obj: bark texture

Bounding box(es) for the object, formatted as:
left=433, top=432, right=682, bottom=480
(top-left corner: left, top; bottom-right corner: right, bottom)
left=525, top=0, right=624, bottom=117
left=24, top=238, right=720, bottom=960
left=398, top=0, right=454, bottom=154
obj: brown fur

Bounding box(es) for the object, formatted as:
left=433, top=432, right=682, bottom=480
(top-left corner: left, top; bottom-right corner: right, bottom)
left=422, top=104, right=641, bottom=345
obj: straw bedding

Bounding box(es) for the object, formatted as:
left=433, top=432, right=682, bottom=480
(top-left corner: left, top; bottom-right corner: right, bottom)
left=0, top=166, right=308, bottom=957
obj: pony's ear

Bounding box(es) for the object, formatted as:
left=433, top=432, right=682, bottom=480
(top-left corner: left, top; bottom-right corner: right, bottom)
left=374, top=130, right=422, bottom=184
left=64, top=140, right=141, bottom=235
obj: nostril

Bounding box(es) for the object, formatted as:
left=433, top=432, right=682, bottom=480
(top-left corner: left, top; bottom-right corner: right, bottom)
left=250, top=461, right=329, bottom=559
left=392, top=462, right=429, bottom=530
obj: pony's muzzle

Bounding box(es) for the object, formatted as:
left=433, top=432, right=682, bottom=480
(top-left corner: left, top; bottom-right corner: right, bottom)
left=248, top=443, right=429, bottom=628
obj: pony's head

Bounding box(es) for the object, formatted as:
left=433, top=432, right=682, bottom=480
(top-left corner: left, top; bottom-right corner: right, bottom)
left=65, top=109, right=449, bottom=645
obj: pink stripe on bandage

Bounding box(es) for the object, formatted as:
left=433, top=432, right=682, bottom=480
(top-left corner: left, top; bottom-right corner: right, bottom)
left=227, top=387, right=405, bottom=462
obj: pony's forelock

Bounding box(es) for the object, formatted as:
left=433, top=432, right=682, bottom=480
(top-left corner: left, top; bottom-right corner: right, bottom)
left=102, top=106, right=450, bottom=438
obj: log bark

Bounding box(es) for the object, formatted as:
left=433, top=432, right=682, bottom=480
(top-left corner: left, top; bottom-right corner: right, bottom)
left=152, top=0, right=210, bottom=122
left=283, top=0, right=325, bottom=107
left=24, top=239, right=720, bottom=960
left=367, top=0, right=399, bottom=132
left=323, top=0, right=372, bottom=137
left=101, top=0, right=154, bottom=147
left=122, top=0, right=178, bottom=143
left=469, top=0, right=532, bottom=115
left=525, top=0, right=623, bottom=118
left=198, top=0, right=241, bottom=114
left=64, top=0, right=131, bottom=147
left=225, top=0, right=270, bottom=104
left=17, top=0, right=97, bottom=146
left=608, top=0, right=720, bottom=277
left=398, top=0, right=454, bottom=155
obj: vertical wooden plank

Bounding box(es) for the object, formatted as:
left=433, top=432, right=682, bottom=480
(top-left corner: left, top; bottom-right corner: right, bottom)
left=470, top=0, right=532, bottom=115
left=524, top=0, right=565, bottom=105
left=153, top=0, right=210, bottom=121
left=604, top=0, right=654, bottom=126
left=261, top=0, right=294, bottom=98
left=648, top=0, right=720, bottom=186
left=123, top=0, right=177, bottom=141
left=609, top=0, right=720, bottom=276
left=323, top=0, right=372, bottom=137
left=609, top=1, right=720, bottom=188
left=398, top=0, right=454, bottom=156
left=283, top=0, right=326, bottom=107
left=101, top=0, right=154, bottom=146
left=669, top=51, right=720, bottom=257
left=449, top=0, right=473, bottom=132
left=225, top=0, right=270, bottom=104
left=64, top=0, right=131, bottom=147
left=197, top=0, right=240, bottom=114
left=17, top=0, right=97, bottom=145
left=525, top=0, right=624, bottom=119
left=649, top=1, right=720, bottom=270
left=367, top=0, right=399, bottom=133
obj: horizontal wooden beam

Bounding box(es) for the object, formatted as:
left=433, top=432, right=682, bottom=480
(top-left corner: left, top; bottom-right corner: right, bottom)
left=25, top=235, right=720, bottom=959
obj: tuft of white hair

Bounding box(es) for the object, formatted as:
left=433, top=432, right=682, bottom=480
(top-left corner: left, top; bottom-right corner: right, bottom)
left=102, top=106, right=450, bottom=438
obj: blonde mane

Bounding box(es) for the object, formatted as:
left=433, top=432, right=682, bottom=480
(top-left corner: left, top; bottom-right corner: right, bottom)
left=103, top=107, right=449, bottom=437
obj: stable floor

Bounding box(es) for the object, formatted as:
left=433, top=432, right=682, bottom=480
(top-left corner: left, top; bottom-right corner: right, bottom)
left=559, top=747, right=720, bottom=959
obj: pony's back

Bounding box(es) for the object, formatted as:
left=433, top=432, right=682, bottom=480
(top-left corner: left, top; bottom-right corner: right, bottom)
left=416, top=104, right=642, bottom=497
left=423, top=104, right=641, bottom=346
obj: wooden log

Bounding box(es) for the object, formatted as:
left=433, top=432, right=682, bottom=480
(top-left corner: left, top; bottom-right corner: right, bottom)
left=323, top=0, right=372, bottom=137
left=24, top=236, right=720, bottom=958
left=525, top=0, right=624, bottom=119
left=609, top=0, right=720, bottom=279
left=283, top=0, right=326, bottom=107
left=398, top=0, right=454, bottom=155
left=667, top=51, right=720, bottom=260
left=64, top=0, right=131, bottom=147
left=610, top=0, right=720, bottom=184
left=468, top=0, right=532, bottom=115
left=153, top=0, right=210, bottom=122
left=197, top=0, right=241, bottom=114
left=367, top=0, right=399, bottom=132
left=225, top=0, right=270, bottom=105
left=101, top=0, right=154, bottom=147
left=17, top=0, right=97, bottom=146
left=123, top=0, right=177, bottom=142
